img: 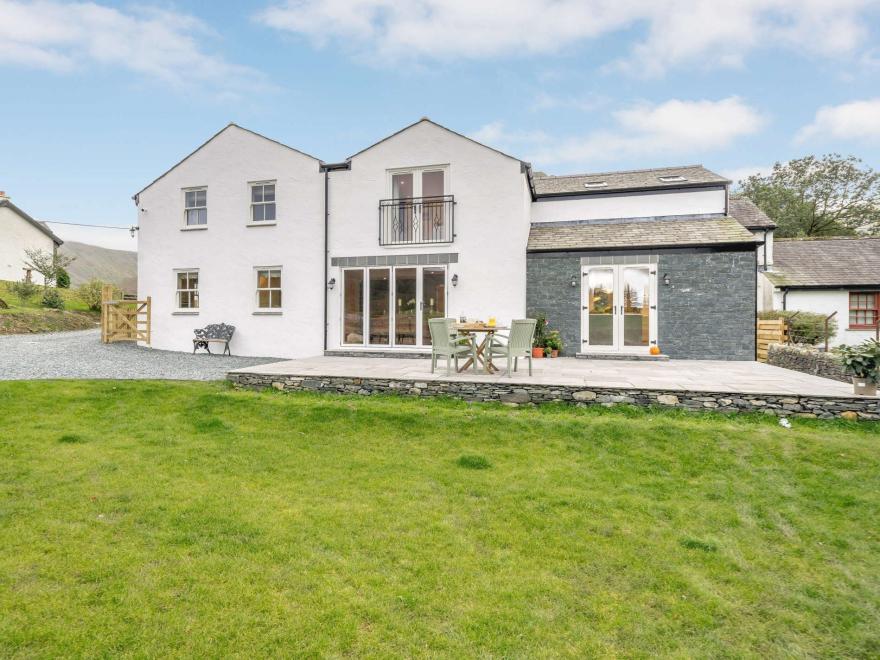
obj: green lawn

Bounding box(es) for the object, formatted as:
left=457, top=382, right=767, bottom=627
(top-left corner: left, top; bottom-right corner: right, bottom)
left=0, top=280, right=99, bottom=334
left=1, top=381, right=878, bottom=657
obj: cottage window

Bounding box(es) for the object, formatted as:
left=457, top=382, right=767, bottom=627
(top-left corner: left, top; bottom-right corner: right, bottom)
left=184, top=188, right=207, bottom=226
left=849, top=292, right=879, bottom=328
left=250, top=182, right=276, bottom=222
left=256, top=268, right=282, bottom=309
left=176, top=271, right=199, bottom=309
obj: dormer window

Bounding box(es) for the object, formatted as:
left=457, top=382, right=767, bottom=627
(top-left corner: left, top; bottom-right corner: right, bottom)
left=658, top=175, right=688, bottom=183
left=583, top=181, right=608, bottom=188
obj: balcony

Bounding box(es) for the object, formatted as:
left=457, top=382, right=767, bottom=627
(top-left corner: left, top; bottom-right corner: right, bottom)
left=379, top=195, right=455, bottom=246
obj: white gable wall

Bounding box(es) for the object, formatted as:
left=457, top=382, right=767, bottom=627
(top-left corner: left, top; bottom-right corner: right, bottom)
left=0, top=205, right=56, bottom=284
left=326, top=121, right=531, bottom=349
left=136, top=126, right=325, bottom=358
left=530, top=187, right=726, bottom=223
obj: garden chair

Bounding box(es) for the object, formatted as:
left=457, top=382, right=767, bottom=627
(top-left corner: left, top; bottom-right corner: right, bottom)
left=487, top=319, right=537, bottom=376
left=428, top=317, right=476, bottom=375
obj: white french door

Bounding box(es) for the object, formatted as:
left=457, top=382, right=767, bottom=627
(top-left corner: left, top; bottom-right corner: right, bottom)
left=581, top=264, right=657, bottom=353
left=341, top=265, right=446, bottom=348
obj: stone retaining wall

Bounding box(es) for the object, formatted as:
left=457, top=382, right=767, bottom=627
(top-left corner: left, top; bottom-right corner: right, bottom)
left=228, top=372, right=879, bottom=420
left=768, top=344, right=849, bottom=383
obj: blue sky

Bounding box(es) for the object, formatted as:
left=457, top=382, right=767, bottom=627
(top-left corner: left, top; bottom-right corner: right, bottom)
left=2, top=0, right=880, bottom=249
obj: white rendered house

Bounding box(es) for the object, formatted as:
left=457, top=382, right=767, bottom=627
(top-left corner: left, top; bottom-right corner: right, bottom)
left=135, top=118, right=767, bottom=360
left=0, top=192, right=63, bottom=284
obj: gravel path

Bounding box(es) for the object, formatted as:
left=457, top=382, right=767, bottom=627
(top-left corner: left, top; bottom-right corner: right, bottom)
left=0, top=329, right=283, bottom=381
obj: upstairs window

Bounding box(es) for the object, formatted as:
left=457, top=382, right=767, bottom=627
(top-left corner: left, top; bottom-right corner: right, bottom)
left=184, top=188, right=207, bottom=226
left=256, top=268, right=282, bottom=309
left=176, top=270, right=199, bottom=309
left=251, top=182, right=276, bottom=222
left=849, top=292, right=879, bottom=328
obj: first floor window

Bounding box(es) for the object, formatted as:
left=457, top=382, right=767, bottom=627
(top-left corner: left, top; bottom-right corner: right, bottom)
left=256, top=268, right=282, bottom=309
left=251, top=182, right=276, bottom=222
left=176, top=271, right=199, bottom=309
left=849, top=292, right=879, bottom=328
left=184, top=188, right=207, bottom=226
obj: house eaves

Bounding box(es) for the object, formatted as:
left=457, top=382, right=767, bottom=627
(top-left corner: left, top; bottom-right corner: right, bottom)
left=0, top=199, right=63, bottom=246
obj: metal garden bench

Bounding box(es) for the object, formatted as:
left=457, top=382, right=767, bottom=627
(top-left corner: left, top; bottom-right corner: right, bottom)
left=192, top=323, right=235, bottom=356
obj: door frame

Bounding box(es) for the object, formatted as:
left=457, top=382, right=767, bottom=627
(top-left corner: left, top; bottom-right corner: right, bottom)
left=581, top=263, right=658, bottom=354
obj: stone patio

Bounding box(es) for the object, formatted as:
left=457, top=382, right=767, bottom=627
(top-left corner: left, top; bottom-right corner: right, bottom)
left=228, top=355, right=879, bottom=420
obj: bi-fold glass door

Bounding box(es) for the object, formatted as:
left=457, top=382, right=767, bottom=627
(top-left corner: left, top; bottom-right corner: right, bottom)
left=342, top=265, right=446, bottom=348
left=582, top=264, right=656, bottom=353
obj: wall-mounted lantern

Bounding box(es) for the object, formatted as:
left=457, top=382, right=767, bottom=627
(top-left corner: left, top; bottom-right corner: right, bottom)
left=327, top=277, right=336, bottom=290
left=662, top=273, right=671, bottom=286
left=570, top=274, right=578, bottom=288
left=129, top=226, right=139, bottom=238
left=451, top=273, right=459, bottom=287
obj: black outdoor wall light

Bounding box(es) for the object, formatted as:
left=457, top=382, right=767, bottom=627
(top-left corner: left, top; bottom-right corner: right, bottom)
left=570, top=275, right=578, bottom=287
left=662, top=273, right=671, bottom=286
left=452, top=273, right=459, bottom=287
left=327, top=277, right=336, bottom=290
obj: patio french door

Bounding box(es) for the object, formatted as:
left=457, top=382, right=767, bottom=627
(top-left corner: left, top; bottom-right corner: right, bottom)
left=342, top=265, right=446, bottom=348
left=581, top=264, right=657, bottom=353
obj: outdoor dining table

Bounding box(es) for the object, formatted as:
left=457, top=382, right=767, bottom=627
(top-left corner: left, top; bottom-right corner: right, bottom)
left=454, top=322, right=509, bottom=373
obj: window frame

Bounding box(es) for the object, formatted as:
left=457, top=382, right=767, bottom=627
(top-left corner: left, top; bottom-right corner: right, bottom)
left=249, top=180, right=277, bottom=224
left=255, top=266, right=283, bottom=311
left=849, top=291, right=880, bottom=329
left=183, top=187, right=208, bottom=228
left=175, top=269, right=200, bottom=311
left=386, top=165, right=448, bottom=200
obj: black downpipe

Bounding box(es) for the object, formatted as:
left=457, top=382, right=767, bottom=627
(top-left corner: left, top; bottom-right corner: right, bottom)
left=782, top=289, right=788, bottom=310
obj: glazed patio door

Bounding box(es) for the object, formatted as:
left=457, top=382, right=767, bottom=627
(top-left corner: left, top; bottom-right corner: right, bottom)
left=582, top=264, right=656, bottom=353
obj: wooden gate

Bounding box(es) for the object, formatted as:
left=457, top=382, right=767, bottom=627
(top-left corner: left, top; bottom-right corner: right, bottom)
left=101, top=284, right=151, bottom=344
left=756, top=318, right=788, bottom=362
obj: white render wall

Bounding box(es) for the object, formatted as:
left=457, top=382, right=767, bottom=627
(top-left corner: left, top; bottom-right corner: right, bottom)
left=530, top=187, right=726, bottom=223
left=769, top=287, right=878, bottom=347
left=0, top=205, right=55, bottom=284
left=136, top=125, right=325, bottom=358
left=326, top=121, right=531, bottom=350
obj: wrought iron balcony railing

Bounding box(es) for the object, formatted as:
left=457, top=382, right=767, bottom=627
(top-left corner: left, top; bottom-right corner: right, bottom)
left=379, top=195, right=455, bottom=246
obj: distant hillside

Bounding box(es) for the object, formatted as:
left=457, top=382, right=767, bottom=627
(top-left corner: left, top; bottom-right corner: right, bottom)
left=59, top=241, right=137, bottom=293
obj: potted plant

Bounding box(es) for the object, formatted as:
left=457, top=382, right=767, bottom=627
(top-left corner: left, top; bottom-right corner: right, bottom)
left=545, top=330, right=563, bottom=358
left=835, top=339, right=880, bottom=396
left=532, top=313, right=548, bottom=358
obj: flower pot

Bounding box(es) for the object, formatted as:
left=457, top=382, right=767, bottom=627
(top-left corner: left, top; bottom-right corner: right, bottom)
left=852, top=377, right=877, bottom=397
left=532, top=347, right=544, bottom=358
left=551, top=349, right=559, bottom=358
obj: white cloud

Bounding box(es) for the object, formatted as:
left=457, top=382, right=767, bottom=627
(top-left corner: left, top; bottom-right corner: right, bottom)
left=486, top=97, right=765, bottom=167
left=723, top=165, right=773, bottom=186
left=0, top=1, right=269, bottom=95
left=255, top=0, right=877, bottom=75
left=796, top=98, right=880, bottom=143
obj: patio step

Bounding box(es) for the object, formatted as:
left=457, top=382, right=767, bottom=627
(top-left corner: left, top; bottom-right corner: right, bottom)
left=576, top=352, right=670, bottom=361
left=324, top=349, right=431, bottom=359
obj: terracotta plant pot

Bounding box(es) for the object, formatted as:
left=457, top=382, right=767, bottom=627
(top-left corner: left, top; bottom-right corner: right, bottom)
left=532, top=347, right=544, bottom=358
left=551, top=349, right=559, bottom=358
left=852, top=377, right=877, bottom=397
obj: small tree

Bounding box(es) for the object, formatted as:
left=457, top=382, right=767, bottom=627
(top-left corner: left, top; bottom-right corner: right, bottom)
left=23, top=248, right=75, bottom=289
left=56, top=267, right=71, bottom=289
left=739, top=154, right=880, bottom=237
left=41, top=288, right=65, bottom=310
left=76, top=279, right=118, bottom=312
left=8, top=278, right=41, bottom=303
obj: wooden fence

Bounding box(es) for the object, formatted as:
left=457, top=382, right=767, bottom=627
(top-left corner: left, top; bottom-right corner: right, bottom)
left=101, top=284, right=151, bottom=344
left=756, top=318, right=788, bottom=362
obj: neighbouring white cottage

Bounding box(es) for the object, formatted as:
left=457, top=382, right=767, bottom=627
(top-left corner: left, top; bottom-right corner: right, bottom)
left=0, top=192, right=63, bottom=284
left=135, top=118, right=769, bottom=360
left=761, top=237, right=880, bottom=347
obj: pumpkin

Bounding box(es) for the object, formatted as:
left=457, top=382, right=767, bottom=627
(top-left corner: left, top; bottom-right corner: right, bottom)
left=649, top=345, right=661, bottom=356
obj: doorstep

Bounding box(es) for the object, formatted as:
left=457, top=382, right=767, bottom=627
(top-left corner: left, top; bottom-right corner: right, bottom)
left=576, top=352, right=670, bottom=361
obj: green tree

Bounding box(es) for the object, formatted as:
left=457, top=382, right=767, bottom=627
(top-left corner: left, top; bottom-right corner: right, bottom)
left=22, top=248, right=75, bottom=289
left=56, top=267, right=71, bottom=289
left=739, top=154, right=880, bottom=237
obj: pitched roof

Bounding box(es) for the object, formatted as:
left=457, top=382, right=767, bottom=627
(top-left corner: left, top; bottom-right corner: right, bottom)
left=0, top=199, right=63, bottom=246
left=134, top=123, right=322, bottom=199
left=527, top=216, right=760, bottom=252
left=532, top=165, right=730, bottom=197
left=728, top=194, right=775, bottom=229
left=764, top=237, right=880, bottom=288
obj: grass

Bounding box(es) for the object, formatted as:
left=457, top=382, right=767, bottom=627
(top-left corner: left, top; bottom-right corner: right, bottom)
left=0, top=280, right=99, bottom=334
left=1, top=381, right=878, bottom=657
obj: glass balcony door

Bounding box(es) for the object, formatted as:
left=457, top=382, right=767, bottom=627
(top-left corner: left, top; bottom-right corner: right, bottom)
left=581, top=264, right=655, bottom=353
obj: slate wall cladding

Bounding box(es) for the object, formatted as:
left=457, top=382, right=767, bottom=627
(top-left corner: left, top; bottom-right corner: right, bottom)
left=657, top=250, right=756, bottom=360
left=526, top=248, right=757, bottom=360
left=526, top=253, right=581, bottom=356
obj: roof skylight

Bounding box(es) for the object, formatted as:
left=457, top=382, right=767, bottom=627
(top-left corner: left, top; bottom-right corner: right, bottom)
left=583, top=181, right=608, bottom=188
left=658, top=175, right=688, bottom=182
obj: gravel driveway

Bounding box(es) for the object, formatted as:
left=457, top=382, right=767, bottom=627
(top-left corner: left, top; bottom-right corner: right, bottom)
left=0, top=329, right=283, bottom=381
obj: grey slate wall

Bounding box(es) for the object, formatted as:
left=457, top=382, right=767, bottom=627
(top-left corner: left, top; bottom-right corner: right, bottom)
left=526, top=248, right=757, bottom=360
left=526, top=253, right=580, bottom=356
left=657, top=250, right=756, bottom=360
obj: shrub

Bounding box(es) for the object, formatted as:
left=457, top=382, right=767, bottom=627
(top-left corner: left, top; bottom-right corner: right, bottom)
left=41, top=288, right=65, bottom=310
left=835, top=339, right=880, bottom=382
left=758, top=310, right=837, bottom=346
left=8, top=278, right=41, bottom=303
left=76, top=279, right=117, bottom=312
left=56, top=267, right=70, bottom=289
left=532, top=313, right=548, bottom=347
